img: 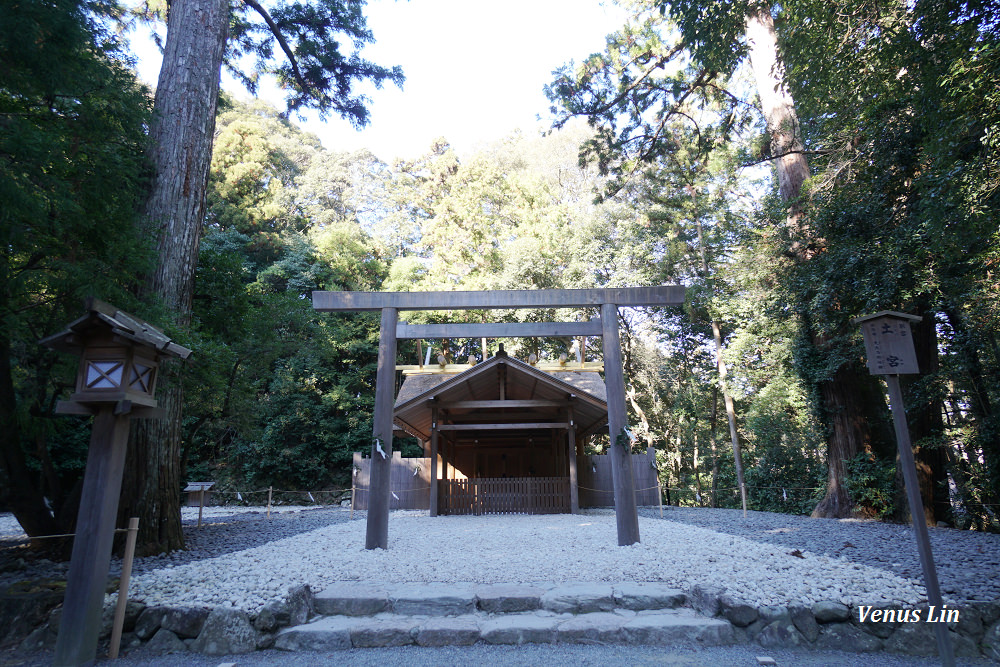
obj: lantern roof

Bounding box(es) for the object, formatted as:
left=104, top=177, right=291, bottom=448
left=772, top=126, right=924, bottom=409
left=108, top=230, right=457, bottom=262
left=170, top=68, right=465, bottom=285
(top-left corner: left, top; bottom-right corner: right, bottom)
left=40, top=298, right=191, bottom=359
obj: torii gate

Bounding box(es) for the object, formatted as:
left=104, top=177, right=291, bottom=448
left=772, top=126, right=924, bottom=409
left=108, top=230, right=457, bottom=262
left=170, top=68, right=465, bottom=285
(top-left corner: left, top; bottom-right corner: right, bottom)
left=312, top=286, right=685, bottom=548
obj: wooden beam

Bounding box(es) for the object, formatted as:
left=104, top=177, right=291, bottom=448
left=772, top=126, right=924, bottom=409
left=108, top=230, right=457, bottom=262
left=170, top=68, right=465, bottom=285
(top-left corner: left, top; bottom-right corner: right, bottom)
left=397, top=320, right=602, bottom=339
left=435, top=399, right=571, bottom=409
left=447, top=410, right=561, bottom=422
left=602, top=303, right=641, bottom=546
left=365, top=307, right=397, bottom=550
left=437, top=422, right=569, bottom=431
left=313, top=286, right=685, bottom=311
left=398, top=361, right=604, bottom=374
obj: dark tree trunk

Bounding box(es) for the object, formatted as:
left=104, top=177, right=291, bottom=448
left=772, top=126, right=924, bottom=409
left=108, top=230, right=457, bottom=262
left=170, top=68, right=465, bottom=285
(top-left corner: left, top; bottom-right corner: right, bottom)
left=746, top=7, right=892, bottom=518
left=810, top=363, right=876, bottom=517
left=892, top=309, right=949, bottom=525
left=117, top=0, right=229, bottom=556
left=0, top=335, right=61, bottom=544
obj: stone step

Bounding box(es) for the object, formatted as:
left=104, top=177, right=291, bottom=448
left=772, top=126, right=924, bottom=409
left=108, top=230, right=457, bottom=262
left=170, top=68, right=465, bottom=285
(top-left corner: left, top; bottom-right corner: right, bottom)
left=274, top=608, right=735, bottom=650
left=313, top=582, right=687, bottom=617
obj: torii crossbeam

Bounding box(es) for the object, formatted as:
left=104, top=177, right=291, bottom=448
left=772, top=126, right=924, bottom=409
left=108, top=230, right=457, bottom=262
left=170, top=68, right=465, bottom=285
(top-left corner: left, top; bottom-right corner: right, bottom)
left=312, top=286, right=685, bottom=548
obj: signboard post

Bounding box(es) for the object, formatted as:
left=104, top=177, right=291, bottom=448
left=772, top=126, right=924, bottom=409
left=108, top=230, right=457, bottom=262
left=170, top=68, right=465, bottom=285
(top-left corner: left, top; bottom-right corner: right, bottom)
left=855, top=311, right=954, bottom=667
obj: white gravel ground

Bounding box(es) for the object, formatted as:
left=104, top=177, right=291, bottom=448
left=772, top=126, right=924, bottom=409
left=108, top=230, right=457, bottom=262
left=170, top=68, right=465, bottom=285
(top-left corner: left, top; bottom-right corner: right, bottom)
left=8, top=505, right=999, bottom=619
left=122, top=509, right=925, bottom=613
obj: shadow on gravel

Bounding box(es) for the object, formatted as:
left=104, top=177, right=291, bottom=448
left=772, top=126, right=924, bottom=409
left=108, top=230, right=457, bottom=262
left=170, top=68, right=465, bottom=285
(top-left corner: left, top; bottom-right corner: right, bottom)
left=179, top=507, right=361, bottom=558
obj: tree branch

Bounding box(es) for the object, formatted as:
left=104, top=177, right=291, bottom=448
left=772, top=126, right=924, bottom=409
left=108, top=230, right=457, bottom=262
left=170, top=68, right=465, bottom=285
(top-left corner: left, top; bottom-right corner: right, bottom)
left=559, top=42, right=686, bottom=124
left=739, top=148, right=831, bottom=168
left=241, top=0, right=315, bottom=98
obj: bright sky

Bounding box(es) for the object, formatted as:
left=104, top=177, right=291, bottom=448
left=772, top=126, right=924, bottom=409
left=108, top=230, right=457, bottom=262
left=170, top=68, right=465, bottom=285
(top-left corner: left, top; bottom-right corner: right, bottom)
left=133, top=0, right=628, bottom=162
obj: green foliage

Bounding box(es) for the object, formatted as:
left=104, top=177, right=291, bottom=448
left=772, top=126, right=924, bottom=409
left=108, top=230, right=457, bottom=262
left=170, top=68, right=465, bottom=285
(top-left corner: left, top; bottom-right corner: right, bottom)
left=8, top=0, right=997, bottom=529
left=545, top=7, right=755, bottom=201
left=842, top=452, right=897, bottom=520
left=0, top=0, right=152, bottom=519
left=224, top=0, right=404, bottom=123
left=236, top=313, right=379, bottom=489
left=775, top=0, right=1000, bottom=510
left=181, top=99, right=389, bottom=492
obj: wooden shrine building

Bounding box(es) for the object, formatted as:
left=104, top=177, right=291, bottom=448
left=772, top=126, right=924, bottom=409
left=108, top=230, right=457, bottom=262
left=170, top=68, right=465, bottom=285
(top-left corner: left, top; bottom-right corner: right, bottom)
left=392, top=348, right=609, bottom=515
left=312, top=287, right=686, bottom=549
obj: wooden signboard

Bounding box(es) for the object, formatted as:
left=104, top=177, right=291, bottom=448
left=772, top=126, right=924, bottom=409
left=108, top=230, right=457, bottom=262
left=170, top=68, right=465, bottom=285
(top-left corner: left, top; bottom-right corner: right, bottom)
left=855, top=310, right=954, bottom=665
left=856, top=311, right=921, bottom=375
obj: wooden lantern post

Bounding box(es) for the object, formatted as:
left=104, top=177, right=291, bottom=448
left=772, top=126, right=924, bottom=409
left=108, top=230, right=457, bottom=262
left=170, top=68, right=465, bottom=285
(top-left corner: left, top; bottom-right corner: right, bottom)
left=40, top=298, right=191, bottom=667
left=856, top=311, right=954, bottom=667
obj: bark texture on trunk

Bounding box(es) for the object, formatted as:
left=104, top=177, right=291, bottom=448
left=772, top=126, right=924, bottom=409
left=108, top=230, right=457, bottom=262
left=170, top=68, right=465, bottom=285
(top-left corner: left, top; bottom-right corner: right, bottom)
left=896, top=310, right=949, bottom=525
left=117, top=0, right=229, bottom=555
left=745, top=7, right=810, bottom=232
left=745, top=7, right=879, bottom=519
left=811, top=364, right=872, bottom=517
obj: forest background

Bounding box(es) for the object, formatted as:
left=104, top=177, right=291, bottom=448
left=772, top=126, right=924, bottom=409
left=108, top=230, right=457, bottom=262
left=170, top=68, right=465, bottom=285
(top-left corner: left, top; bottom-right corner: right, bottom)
left=2, top=0, right=998, bottom=556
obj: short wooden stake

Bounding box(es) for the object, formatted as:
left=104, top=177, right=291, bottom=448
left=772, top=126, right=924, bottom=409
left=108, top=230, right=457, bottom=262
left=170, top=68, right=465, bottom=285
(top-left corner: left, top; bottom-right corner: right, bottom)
left=657, top=475, right=664, bottom=518
left=350, top=476, right=356, bottom=519
left=197, top=487, right=205, bottom=528
left=108, top=517, right=139, bottom=659
left=267, top=486, right=272, bottom=519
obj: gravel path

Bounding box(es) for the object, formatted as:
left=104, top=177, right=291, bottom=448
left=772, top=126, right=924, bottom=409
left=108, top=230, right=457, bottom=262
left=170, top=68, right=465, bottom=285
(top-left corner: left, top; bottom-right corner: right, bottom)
left=8, top=640, right=999, bottom=667
left=2, top=505, right=998, bottom=615
left=640, top=506, right=1000, bottom=602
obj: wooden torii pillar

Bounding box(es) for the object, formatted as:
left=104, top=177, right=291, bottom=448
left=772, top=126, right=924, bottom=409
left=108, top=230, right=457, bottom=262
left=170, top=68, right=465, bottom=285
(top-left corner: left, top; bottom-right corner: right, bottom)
left=313, top=287, right=685, bottom=548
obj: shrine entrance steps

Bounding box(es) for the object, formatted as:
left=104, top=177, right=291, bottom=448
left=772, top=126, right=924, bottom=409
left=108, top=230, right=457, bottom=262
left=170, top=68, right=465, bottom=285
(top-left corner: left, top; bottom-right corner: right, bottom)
left=273, top=582, right=734, bottom=650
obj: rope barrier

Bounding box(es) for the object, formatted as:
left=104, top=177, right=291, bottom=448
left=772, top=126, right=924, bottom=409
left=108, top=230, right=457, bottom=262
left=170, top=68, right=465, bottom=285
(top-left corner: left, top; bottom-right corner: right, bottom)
left=208, top=488, right=355, bottom=497
left=577, top=485, right=662, bottom=493
left=2, top=527, right=130, bottom=542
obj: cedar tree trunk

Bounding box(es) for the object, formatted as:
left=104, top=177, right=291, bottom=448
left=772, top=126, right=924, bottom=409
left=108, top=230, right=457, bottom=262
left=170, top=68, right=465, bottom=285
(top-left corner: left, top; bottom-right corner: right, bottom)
left=746, top=7, right=881, bottom=518
left=117, top=0, right=229, bottom=555
left=896, top=309, right=949, bottom=525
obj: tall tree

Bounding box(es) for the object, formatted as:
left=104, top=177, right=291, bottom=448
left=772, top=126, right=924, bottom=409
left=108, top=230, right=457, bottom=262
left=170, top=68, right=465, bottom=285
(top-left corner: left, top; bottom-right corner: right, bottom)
left=122, top=0, right=402, bottom=554
left=742, top=4, right=874, bottom=519
left=596, top=0, right=898, bottom=518
left=774, top=0, right=1000, bottom=523
left=546, top=7, right=755, bottom=510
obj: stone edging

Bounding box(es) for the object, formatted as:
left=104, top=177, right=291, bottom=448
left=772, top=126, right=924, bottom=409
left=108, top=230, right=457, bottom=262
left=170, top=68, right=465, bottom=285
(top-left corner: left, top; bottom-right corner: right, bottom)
left=685, top=584, right=1000, bottom=660
left=14, top=582, right=1000, bottom=661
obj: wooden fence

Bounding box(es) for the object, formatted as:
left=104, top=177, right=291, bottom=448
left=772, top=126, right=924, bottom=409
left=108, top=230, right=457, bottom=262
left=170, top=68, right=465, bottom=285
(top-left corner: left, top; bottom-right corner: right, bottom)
left=439, top=477, right=570, bottom=515
left=352, top=446, right=660, bottom=512
left=578, top=446, right=661, bottom=508
left=352, top=451, right=430, bottom=511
